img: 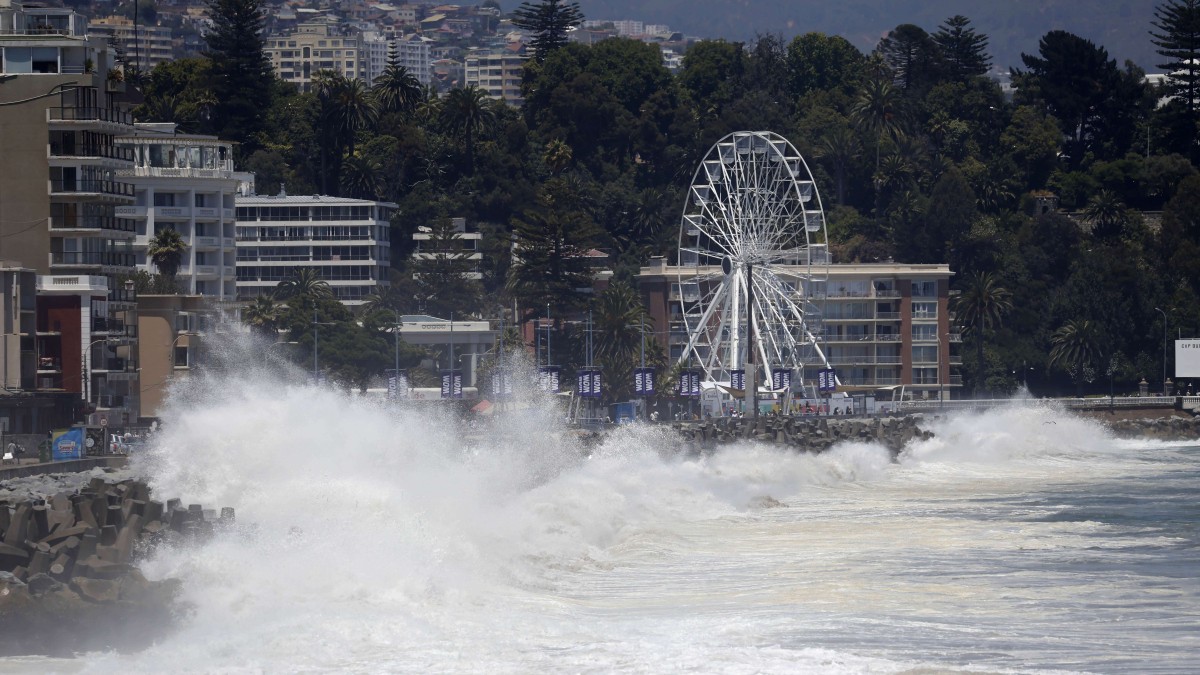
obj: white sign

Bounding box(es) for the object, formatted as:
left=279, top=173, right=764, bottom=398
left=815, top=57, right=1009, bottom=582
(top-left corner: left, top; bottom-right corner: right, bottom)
left=1175, top=339, right=1200, bottom=377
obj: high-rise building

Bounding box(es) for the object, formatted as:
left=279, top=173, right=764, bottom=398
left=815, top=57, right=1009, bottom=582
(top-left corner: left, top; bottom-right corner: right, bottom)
left=0, top=0, right=140, bottom=421
left=463, top=50, right=525, bottom=103
left=265, top=18, right=368, bottom=91
left=86, top=15, right=174, bottom=72
left=394, top=33, right=433, bottom=85
left=116, top=122, right=239, bottom=299
left=235, top=194, right=394, bottom=306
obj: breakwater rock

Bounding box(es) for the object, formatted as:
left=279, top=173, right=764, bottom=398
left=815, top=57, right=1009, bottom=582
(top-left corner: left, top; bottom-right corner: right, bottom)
left=1104, top=415, right=1200, bottom=441
left=672, top=415, right=933, bottom=454
left=0, top=476, right=232, bottom=656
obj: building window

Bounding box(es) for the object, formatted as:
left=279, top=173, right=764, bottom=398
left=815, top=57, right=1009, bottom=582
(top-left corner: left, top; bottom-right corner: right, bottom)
left=911, top=324, right=938, bottom=342
left=153, top=193, right=176, bottom=207
left=913, top=367, right=939, bottom=384
left=912, top=280, right=938, bottom=298
left=913, top=301, right=937, bottom=319
left=912, top=345, right=938, bottom=363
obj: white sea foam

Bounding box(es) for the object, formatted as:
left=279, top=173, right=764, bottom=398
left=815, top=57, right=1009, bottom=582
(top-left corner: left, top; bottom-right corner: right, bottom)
left=36, top=359, right=1196, bottom=674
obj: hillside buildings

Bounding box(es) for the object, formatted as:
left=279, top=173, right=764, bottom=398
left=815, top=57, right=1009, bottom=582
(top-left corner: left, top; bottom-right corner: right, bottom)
left=235, top=194, right=394, bottom=306
left=86, top=15, right=174, bottom=72
left=463, top=49, right=525, bottom=102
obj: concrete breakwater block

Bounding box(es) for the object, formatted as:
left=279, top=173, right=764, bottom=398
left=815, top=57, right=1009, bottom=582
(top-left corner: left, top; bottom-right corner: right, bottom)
left=0, top=476, right=237, bottom=656
left=671, top=415, right=933, bottom=456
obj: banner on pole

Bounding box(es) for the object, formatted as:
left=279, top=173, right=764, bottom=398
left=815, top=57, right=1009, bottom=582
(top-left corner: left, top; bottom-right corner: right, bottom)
left=538, top=366, right=560, bottom=393
left=441, top=370, right=463, bottom=399
left=730, top=369, right=745, bottom=390
left=678, top=370, right=702, bottom=397
left=772, top=368, right=792, bottom=390
left=634, top=367, right=656, bottom=395
left=388, top=372, right=409, bottom=399
left=492, top=369, right=513, bottom=398
left=577, top=369, right=603, bottom=398
left=817, top=368, right=837, bottom=393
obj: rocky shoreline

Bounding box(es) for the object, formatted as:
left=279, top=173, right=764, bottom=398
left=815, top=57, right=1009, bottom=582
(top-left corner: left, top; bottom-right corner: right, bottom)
left=0, top=475, right=231, bottom=656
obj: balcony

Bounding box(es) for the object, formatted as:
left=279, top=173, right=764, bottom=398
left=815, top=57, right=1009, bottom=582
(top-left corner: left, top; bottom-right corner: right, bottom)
left=50, top=179, right=135, bottom=198
left=194, top=207, right=220, bottom=221
left=51, top=251, right=136, bottom=268
left=115, top=205, right=146, bottom=218
left=49, top=143, right=134, bottom=162
left=875, top=312, right=901, bottom=320
left=194, top=235, right=221, bottom=249
left=51, top=215, right=136, bottom=233
left=128, top=165, right=235, bottom=180
left=154, top=206, right=191, bottom=219
left=48, top=107, right=132, bottom=127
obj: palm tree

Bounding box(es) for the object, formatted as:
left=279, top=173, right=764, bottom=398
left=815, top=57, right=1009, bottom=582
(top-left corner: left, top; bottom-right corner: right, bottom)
left=852, top=76, right=903, bottom=218
left=147, top=227, right=187, bottom=283
left=331, top=77, right=379, bottom=157
left=818, top=128, right=861, bottom=205
left=543, top=138, right=573, bottom=176
left=340, top=154, right=382, bottom=200
left=1049, top=319, right=1102, bottom=395
left=441, top=85, right=495, bottom=175
left=593, top=281, right=650, bottom=403
left=242, top=295, right=282, bottom=336
left=1082, top=190, right=1128, bottom=239
left=373, top=60, right=422, bottom=115
left=274, top=268, right=334, bottom=307
left=954, top=271, right=1013, bottom=396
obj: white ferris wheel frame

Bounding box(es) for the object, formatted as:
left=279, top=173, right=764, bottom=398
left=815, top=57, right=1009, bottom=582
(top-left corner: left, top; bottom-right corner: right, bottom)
left=675, top=131, right=834, bottom=392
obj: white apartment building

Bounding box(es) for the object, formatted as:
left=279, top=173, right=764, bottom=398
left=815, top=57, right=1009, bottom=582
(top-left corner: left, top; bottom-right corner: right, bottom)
left=360, top=30, right=389, bottom=85
left=115, top=123, right=239, bottom=299
left=265, top=18, right=368, bottom=91
left=235, top=195, right=394, bottom=306
left=86, top=16, right=174, bottom=71
left=394, top=33, right=433, bottom=84
left=463, top=50, right=525, bottom=103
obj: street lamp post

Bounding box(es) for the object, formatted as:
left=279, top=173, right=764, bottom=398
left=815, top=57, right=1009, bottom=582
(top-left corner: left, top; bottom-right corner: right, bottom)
left=312, top=310, right=333, bottom=382
left=1155, top=307, right=1167, bottom=395
left=82, top=338, right=114, bottom=409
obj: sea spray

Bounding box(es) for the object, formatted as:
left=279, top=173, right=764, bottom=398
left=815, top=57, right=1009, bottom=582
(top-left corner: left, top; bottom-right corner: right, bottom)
left=63, top=358, right=1200, bottom=673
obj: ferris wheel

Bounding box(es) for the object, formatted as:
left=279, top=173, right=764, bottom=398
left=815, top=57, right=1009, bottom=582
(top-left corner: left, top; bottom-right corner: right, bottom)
left=676, top=131, right=832, bottom=392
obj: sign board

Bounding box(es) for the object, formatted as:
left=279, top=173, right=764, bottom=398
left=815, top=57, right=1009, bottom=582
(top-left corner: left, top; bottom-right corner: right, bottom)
left=538, top=366, right=560, bottom=393
left=634, top=367, right=656, bottom=396
left=772, top=368, right=792, bottom=390
left=730, top=369, right=745, bottom=390
left=817, top=368, right=838, bottom=393
left=440, top=370, right=463, bottom=399
left=387, top=373, right=409, bottom=399
left=1176, top=339, right=1200, bottom=378
left=52, top=427, right=84, bottom=461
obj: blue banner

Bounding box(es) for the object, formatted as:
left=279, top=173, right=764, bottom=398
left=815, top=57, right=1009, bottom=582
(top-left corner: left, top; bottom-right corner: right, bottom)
left=52, top=427, right=84, bottom=461
left=577, top=369, right=603, bottom=399
left=730, top=369, right=745, bottom=390
left=538, top=366, right=560, bottom=393
left=634, top=367, right=656, bottom=395
left=818, top=368, right=837, bottom=393
left=441, top=370, right=463, bottom=399
left=678, top=370, right=702, bottom=397
left=772, top=368, right=792, bottom=390
left=492, top=369, right=513, bottom=398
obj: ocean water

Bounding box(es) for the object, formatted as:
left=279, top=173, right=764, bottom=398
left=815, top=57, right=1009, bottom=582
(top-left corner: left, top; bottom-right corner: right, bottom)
left=8, top=374, right=1199, bottom=674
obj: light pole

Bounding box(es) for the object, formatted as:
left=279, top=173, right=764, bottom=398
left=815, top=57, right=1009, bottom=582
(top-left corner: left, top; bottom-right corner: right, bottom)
left=312, top=310, right=333, bottom=382
left=1155, top=307, right=1167, bottom=394
left=82, top=338, right=114, bottom=409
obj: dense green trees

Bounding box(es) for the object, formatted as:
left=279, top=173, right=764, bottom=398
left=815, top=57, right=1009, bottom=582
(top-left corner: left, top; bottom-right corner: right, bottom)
left=147, top=228, right=187, bottom=281
left=126, top=2, right=1200, bottom=399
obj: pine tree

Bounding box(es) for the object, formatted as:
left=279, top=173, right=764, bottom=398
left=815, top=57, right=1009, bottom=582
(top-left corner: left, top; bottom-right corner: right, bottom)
left=204, top=0, right=274, bottom=157
left=1151, top=0, right=1200, bottom=161
left=933, top=15, right=991, bottom=80
left=510, top=0, right=584, bottom=62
